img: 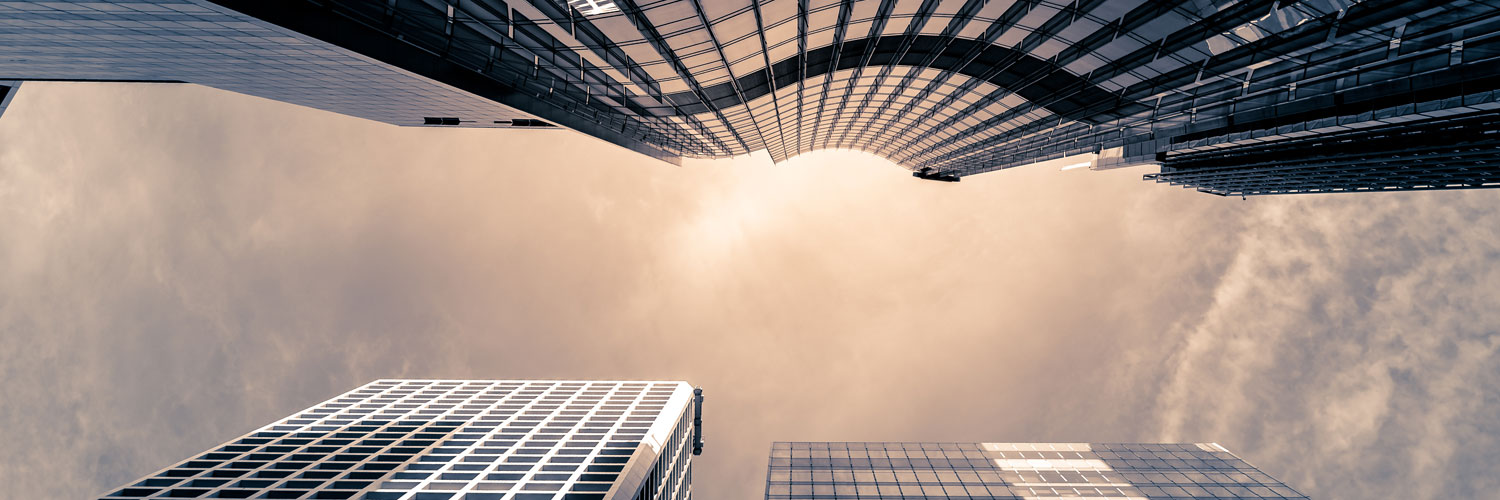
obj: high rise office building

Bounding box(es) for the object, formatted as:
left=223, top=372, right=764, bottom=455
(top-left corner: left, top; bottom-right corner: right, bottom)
left=0, top=80, right=20, bottom=120
left=99, top=379, right=704, bottom=500
left=764, top=441, right=1308, bottom=499
left=3, top=0, right=1500, bottom=194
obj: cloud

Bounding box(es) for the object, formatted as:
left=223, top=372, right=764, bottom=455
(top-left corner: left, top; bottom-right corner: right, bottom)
left=0, top=81, right=681, bottom=497
left=1, top=81, right=1498, bottom=500
left=1129, top=193, right=1500, bottom=499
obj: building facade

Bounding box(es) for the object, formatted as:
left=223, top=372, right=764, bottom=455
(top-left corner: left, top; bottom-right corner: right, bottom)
left=764, top=442, right=1308, bottom=499
left=0, top=80, right=19, bottom=120
left=99, top=379, right=704, bottom=500
left=4, top=0, right=1500, bottom=193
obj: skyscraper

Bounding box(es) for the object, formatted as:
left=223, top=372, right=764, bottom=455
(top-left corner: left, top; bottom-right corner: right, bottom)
left=99, top=379, right=704, bottom=500
left=4, top=0, right=1500, bottom=193
left=0, top=80, right=19, bottom=120
left=764, top=441, right=1308, bottom=499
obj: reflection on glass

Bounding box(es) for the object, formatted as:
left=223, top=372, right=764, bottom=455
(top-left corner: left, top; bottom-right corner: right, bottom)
left=765, top=442, right=1309, bottom=499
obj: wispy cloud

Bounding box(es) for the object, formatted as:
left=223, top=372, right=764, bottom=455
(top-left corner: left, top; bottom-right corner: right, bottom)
left=1, top=82, right=1498, bottom=500
left=1128, top=194, right=1500, bottom=499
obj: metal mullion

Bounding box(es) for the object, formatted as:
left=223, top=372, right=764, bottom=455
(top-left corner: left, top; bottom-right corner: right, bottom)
left=1177, top=177, right=1500, bottom=196
left=428, top=383, right=523, bottom=495
left=876, top=76, right=997, bottom=162
left=924, top=105, right=1103, bottom=173
left=1044, top=0, right=1150, bottom=70
left=818, top=0, right=899, bottom=152
left=1014, top=0, right=1086, bottom=55
left=1107, top=1, right=1377, bottom=104
left=667, top=113, right=726, bottom=157
left=383, top=381, right=488, bottom=494
left=614, top=0, right=744, bottom=155
left=834, top=0, right=943, bottom=150
left=452, top=1, right=643, bottom=118
left=306, top=384, right=460, bottom=498
left=159, top=408, right=298, bottom=498
left=101, top=382, right=695, bottom=500
left=805, top=0, right=855, bottom=158
left=600, top=384, right=651, bottom=497
left=683, top=0, right=773, bottom=157
left=314, top=385, right=402, bottom=496
left=1399, top=1, right=1500, bottom=45
left=863, top=0, right=988, bottom=155
left=497, top=383, right=566, bottom=493
left=911, top=107, right=1056, bottom=169
left=876, top=0, right=1122, bottom=156
left=558, top=23, right=717, bottom=153
left=340, top=383, right=430, bottom=494
left=477, top=382, right=543, bottom=492
left=902, top=0, right=1288, bottom=171
left=419, top=381, right=518, bottom=499
left=932, top=116, right=1044, bottom=159
left=898, top=59, right=1088, bottom=166
left=154, top=381, right=406, bottom=499
left=659, top=398, right=693, bottom=500
left=1176, top=146, right=1500, bottom=179
left=473, top=0, right=662, bottom=107
left=271, top=379, right=444, bottom=495
left=498, top=12, right=622, bottom=101
left=1155, top=154, right=1500, bottom=193
left=879, top=0, right=1050, bottom=165
left=564, top=384, right=619, bottom=499
left=1166, top=114, right=1500, bottom=166
left=1159, top=149, right=1500, bottom=188
left=894, top=98, right=1038, bottom=166
left=796, top=0, right=811, bottom=155
left=1170, top=162, right=1500, bottom=190
left=508, top=384, right=592, bottom=498
left=1208, top=7, right=1500, bottom=107
left=1168, top=141, right=1500, bottom=176
left=745, top=0, right=792, bottom=159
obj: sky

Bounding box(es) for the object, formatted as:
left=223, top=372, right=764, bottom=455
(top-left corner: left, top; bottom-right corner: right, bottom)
left=1, top=81, right=1498, bottom=500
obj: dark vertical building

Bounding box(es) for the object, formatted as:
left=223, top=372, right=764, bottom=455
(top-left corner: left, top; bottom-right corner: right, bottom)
left=764, top=441, right=1309, bottom=499
left=3, top=0, right=1500, bottom=194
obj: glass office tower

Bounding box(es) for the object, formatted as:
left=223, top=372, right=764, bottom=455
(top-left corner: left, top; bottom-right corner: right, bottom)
left=4, top=0, right=1500, bottom=193
left=99, top=379, right=704, bottom=500
left=764, top=442, right=1308, bottom=499
left=0, top=80, right=19, bottom=120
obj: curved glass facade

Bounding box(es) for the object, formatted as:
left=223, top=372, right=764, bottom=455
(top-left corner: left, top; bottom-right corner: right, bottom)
left=4, top=0, right=1500, bottom=191
left=204, top=0, right=1500, bottom=187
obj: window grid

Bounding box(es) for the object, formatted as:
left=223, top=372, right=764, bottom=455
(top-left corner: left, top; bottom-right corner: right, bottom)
left=764, top=442, right=1310, bottom=500
left=100, top=379, right=696, bottom=500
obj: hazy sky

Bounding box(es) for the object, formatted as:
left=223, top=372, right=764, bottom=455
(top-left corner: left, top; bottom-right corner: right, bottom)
left=2, top=82, right=1498, bottom=500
